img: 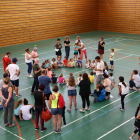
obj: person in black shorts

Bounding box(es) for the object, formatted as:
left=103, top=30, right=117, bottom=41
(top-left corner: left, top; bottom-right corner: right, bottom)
left=54, top=39, right=62, bottom=61
left=98, top=37, right=105, bottom=60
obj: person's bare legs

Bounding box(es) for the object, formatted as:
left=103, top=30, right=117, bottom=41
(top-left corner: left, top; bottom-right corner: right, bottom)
left=137, top=135, right=140, bottom=140
left=60, top=55, right=62, bottom=61
left=58, top=115, right=62, bottom=129
left=57, top=55, right=59, bottom=61
left=68, top=96, right=72, bottom=110
left=53, top=115, right=57, bottom=130
left=100, top=54, right=103, bottom=60
left=72, top=96, right=77, bottom=109
left=96, top=84, right=99, bottom=90
left=130, top=133, right=135, bottom=139
left=111, top=65, right=114, bottom=70
left=15, top=87, right=19, bottom=96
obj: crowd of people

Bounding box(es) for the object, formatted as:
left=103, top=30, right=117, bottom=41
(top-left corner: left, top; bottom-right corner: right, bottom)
left=0, top=36, right=140, bottom=139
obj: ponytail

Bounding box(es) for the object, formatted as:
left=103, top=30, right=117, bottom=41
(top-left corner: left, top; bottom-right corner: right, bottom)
left=119, top=76, right=127, bottom=87
left=122, top=81, right=127, bottom=88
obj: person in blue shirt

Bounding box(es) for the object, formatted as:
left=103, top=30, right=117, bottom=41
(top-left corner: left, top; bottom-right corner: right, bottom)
left=91, top=84, right=106, bottom=102
left=74, top=43, right=79, bottom=62
left=38, top=70, right=52, bottom=101
left=14, top=99, right=23, bottom=118
left=76, top=58, right=82, bottom=67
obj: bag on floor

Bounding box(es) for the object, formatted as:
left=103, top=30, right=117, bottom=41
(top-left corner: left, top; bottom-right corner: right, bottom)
left=41, top=93, right=52, bottom=122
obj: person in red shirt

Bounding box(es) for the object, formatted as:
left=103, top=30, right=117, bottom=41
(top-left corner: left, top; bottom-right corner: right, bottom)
left=2, top=51, right=11, bottom=72
left=63, top=56, right=68, bottom=66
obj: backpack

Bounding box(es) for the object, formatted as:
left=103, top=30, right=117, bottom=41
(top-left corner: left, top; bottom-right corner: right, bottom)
left=57, top=93, right=65, bottom=109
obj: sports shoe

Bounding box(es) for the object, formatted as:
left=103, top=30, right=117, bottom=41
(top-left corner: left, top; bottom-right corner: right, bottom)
left=16, top=94, right=22, bottom=97
left=53, top=130, right=58, bottom=134
left=79, top=109, right=85, bottom=113
left=133, top=87, right=138, bottom=91
left=75, top=108, right=78, bottom=110
left=28, top=75, right=33, bottom=78
left=41, top=128, right=47, bottom=132
left=57, top=129, right=61, bottom=133
left=35, top=127, right=39, bottom=130
left=85, top=108, right=90, bottom=111
left=67, top=109, right=71, bottom=112
left=129, top=137, right=133, bottom=140
left=120, top=108, right=124, bottom=111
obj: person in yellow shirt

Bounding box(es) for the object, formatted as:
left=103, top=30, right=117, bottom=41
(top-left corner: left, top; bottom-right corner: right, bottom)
left=89, top=71, right=94, bottom=83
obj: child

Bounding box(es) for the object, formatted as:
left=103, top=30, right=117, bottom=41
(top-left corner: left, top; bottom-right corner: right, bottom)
left=47, top=68, right=53, bottom=79
left=63, top=56, right=68, bottom=66
left=74, top=43, right=79, bottom=61
left=45, top=59, right=51, bottom=69
left=77, top=73, right=82, bottom=85
left=51, top=58, right=58, bottom=69
left=109, top=48, right=114, bottom=71
left=90, top=60, right=96, bottom=73
left=67, top=73, right=73, bottom=82
left=41, top=62, right=46, bottom=69
left=51, top=73, right=58, bottom=83
left=118, top=76, right=129, bottom=111
left=58, top=73, right=66, bottom=84
left=67, top=58, right=75, bottom=68
left=109, top=73, right=116, bottom=84
left=85, top=59, right=92, bottom=68
left=0, top=100, right=3, bottom=110
left=57, top=58, right=63, bottom=67
left=103, top=61, right=109, bottom=77
left=89, top=72, right=94, bottom=84
left=14, top=99, right=23, bottom=118
left=67, top=76, right=77, bottom=112
left=76, top=58, right=82, bottom=67
left=91, top=84, right=106, bottom=102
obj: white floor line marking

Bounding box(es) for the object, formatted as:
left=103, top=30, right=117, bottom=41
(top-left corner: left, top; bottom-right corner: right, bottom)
left=38, top=91, right=137, bottom=140
left=0, top=126, right=25, bottom=140
left=97, top=116, right=135, bottom=140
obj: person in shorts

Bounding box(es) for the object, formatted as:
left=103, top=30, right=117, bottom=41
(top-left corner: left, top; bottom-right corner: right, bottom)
left=75, top=36, right=82, bottom=58
left=54, top=39, right=62, bottom=61
left=109, top=48, right=114, bottom=71
left=76, top=58, right=82, bottom=67
left=74, top=43, right=79, bottom=61
left=98, top=37, right=105, bottom=60
left=93, top=56, right=104, bottom=90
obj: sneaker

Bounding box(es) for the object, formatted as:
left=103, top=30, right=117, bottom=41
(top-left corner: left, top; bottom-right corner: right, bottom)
left=41, top=128, right=47, bottom=132
left=67, top=109, right=71, bottom=112
left=53, top=130, right=58, bottom=134
left=35, top=127, right=39, bottom=130
left=129, top=137, right=133, bottom=140
left=57, top=129, right=61, bottom=133
left=28, top=75, right=33, bottom=78
left=79, top=109, right=85, bottom=113
left=85, top=108, right=90, bottom=111
left=133, top=87, right=138, bottom=91
left=16, top=94, right=22, bottom=97
left=120, top=108, right=125, bottom=111
left=75, top=108, right=78, bottom=110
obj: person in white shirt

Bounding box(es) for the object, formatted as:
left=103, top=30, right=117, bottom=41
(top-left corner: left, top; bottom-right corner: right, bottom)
left=129, top=70, right=140, bottom=90
left=93, top=56, right=104, bottom=90
left=19, top=98, right=34, bottom=121
left=78, top=43, right=87, bottom=62
left=77, top=73, right=83, bottom=85
left=118, top=76, right=129, bottom=111
left=5, top=58, right=21, bottom=97
left=75, top=36, right=82, bottom=58
left=25, top=48, right=33, bottom=78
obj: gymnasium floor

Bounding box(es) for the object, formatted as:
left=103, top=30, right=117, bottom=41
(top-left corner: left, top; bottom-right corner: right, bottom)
left=0, top=31, right=140, bottom=140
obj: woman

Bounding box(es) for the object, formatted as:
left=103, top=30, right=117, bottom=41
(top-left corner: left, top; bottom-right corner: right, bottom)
left=129, top=104, right=140, bottom=140
left=19, top=98, right=34, bottom=121
left=98, top=37, right=105, bottom=60
left=25, top=48, right=32, bottom=77
left=75, top=36, right=82, bottom=58
left=48, top=85, right=63, bottom=134
left=67, top=76, right=77, bottom=112
left=103, top=75, right=114, bottom=99
left=78, top=43, right=87, bottom=62
left=0, top=77, right=15, bottom=127
left=79, top=73, right=91, bottom=112
left=34, top=84, right=47, bottom=132
left=54, top=39, right=62, bottom=61
left=118, top=76, right=129, bottom=111
left=32, top=47, right=39, bottom=64
left=64, top=36, right=71, bottom=59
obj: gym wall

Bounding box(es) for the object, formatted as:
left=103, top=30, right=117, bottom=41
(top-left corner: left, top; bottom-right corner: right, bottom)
left=0, top=0, right=98, bottom=47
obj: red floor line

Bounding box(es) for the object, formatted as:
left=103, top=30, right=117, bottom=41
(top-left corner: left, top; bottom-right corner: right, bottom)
left=31, top=118, right=39, bottom=140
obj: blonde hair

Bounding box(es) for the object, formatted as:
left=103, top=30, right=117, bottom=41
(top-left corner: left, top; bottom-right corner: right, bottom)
left=15, top=99, right=22, bottom=109
left=79, top=73, right=82, bottom=81
left=68, top=76, right=76, bottom=87
left=104, top=61, right=108, bottom=71
left=88, top=59, right=91, bottom=63
left=58, top=73, right=63, bottom=79
left=4, top=77, right=10, bottom=84
left=69, top=73, right=73, bottom=77
left=65, top=36, right=69, bottom=40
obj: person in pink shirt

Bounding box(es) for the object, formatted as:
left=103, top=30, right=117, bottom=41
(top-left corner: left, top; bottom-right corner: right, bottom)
left=58, top=73, right=66, bottom=84
left=47, top=68, right=53, bottom=79
left=32, top=47, right=39, bottom=64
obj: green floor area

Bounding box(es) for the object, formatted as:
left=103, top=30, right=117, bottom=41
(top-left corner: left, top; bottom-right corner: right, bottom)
left=0, top=31, right=140, bottom=140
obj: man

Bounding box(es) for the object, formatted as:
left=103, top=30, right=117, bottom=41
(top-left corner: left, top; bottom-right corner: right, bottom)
left=129, top=70, right=140, bottom=90
left=38, top=70, right=52, bottom=100
left=93, top=56, right=104, bottom=90
left=31, top=58, right=42, bottom=94
left=2, top=51, right=11, bottom=72
left=5, top=58, right=21, bottom=97
left=54, top=39, right=62, bottom=61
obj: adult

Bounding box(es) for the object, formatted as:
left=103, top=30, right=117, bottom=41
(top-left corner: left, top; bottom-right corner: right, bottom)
left=31, top=58, right=42, bottom=94
left=54, top=39, right=62, bottom=61
left=2, top=51, right=11, bottom=72
left=93, top=56, right=104, bottom=90
left=38, top=70, right=52, bottom=101
left=75, top=36, right=82, bottom=58
left=98, top=37, right=105, bottom=60
left=129, top=70, right=140, bottom=90
left=19, top=98, right=34, bottom=121
left=78, top=43, right=87, bottom=62
left=5, top=58, right=21, bottom=97
left=79, top=73, right=91, bottom=113
left=25, top=48, right=32, bottom=78
left=32, top=47, right=39, bottom=64
left=48, top=85, right=62, bottom=134
left=0, top=77, right=15, bottom=127
left=34, top=84, right=47, bottom=132
left=64, top=36, right=71, bottom=59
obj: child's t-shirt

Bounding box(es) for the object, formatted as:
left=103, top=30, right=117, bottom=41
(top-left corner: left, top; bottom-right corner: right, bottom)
left=109, top=76, right=114, bottom=83
left=59, top=77, right=65, bottom=84
left=74, top=46, right=79, bottom=53
left=51, top=77, right=58, bottom=83
left=77, top=77, right=82, bottom=85
left=63, top=60, right=68, bottom=65
left=14, top=105, right=22, bottom=116
left=104, top=69, right=108, bottom=75
left=89, top=75, right=94, bottom=83
left=57, top=60, right=61, bottom=65
left=91, top=63, right=96, bottom=68
left=77, top=60, right=82, bottom=63
left=98, top=88, right=106, bottom=102
left=110, top=52, right=114, bottom=61
left=47, top=71, right=52, bottom=78
left=51, top=61, right=56, bottom=65
left=69, top=61, right=75, bottom=66
left=45, top=63, right=50, bottom=68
